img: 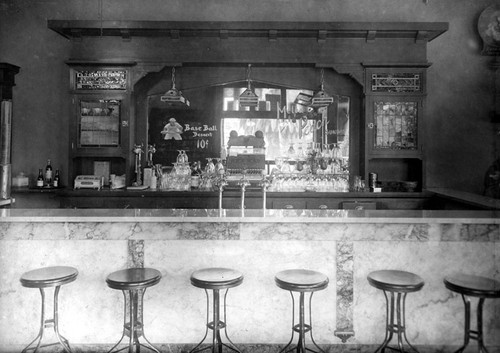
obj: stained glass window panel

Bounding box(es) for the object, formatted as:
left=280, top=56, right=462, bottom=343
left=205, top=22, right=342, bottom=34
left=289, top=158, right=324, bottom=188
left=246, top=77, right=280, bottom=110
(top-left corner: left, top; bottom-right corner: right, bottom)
left=373, top=102, right=417, bottom=150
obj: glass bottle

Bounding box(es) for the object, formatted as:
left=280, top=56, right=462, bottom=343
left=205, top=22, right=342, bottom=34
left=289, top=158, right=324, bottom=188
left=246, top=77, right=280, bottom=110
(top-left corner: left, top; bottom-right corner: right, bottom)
left=36, top=169, right=44, bottom=187
left=44, top=159, right=53, bottom=186
left=53, top=169, right=60, bottom=188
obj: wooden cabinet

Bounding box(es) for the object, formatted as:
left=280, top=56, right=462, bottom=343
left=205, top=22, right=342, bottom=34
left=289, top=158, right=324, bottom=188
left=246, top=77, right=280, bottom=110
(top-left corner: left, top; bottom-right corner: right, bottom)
left=67, top=63, right=136, bottom=186
left=363, top=64, right=429, bottom=191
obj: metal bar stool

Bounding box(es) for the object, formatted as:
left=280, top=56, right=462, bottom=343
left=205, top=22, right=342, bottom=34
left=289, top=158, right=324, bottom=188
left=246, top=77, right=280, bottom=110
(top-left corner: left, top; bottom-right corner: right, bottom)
left=20, top=266, right=78, bottom=353
left=444, top=273, right=500, bottom=353
left=367, top=270, right=424, bottom=353
left=106, top=267, right=162, bottom=353
left=189, top=267, right=244, bottom=353
left=275, top=269, right=329, bottom=353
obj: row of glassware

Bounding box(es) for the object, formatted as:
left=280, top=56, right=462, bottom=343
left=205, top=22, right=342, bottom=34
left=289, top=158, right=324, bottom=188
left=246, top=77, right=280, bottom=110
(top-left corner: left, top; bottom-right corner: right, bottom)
left=268, top=174, right=352, bottom=192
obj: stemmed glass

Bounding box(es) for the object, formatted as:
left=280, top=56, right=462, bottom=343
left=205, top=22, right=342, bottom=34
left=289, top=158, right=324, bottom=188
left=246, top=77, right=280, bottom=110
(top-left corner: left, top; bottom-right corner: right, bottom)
left=215, top=158, right=225, bottom=176
left=177, top=150, right=188, bottom=164
left=287, top=143, right=296, bottom=159
left=275, top=157, right=284, bottom=172
left=205, top=158, right=216, bottom=175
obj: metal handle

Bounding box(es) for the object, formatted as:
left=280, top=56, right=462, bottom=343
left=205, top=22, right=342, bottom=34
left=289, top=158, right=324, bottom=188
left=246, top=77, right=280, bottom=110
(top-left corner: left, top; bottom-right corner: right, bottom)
left=319, top=205, right=328, bottom=210
left=284, top=204, right=294, bottom=209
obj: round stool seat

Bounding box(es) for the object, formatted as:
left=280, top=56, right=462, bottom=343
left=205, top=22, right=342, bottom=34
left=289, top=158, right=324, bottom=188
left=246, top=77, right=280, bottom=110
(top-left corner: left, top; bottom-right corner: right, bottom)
left=190, top=267, right=243, bottom=290
left=368, top=270, right=424, bottom=293
left=275, top=269, right=329, bottom=292
left=444, top=274, right=500, bottom=298
left=20, top=266, right=78, bottom=288
left=106, top=268, right=162, bottom=290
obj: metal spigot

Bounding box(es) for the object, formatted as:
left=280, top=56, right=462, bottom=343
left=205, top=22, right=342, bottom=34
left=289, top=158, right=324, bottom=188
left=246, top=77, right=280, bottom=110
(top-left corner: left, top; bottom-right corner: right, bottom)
left=238, top=171, right=250, bottom=214
left=259, top=175, right=271, bottom=212
left=215, top=176, right=228, bottom=212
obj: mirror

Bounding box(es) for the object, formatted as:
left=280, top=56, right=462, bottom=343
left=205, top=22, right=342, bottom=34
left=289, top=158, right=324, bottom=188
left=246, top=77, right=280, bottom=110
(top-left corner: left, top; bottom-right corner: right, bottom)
left=146, top=74, right=350, bottom=172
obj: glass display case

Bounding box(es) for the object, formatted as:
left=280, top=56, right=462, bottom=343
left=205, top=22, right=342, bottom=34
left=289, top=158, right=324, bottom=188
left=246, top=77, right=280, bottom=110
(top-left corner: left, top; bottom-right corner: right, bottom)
left=67, top=63, right=134, bottom=185
left=78, top=99, right=120, bottom=147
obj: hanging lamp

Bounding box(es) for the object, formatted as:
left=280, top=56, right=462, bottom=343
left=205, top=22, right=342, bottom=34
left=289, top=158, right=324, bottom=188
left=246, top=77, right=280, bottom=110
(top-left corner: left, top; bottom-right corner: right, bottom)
left=161, top=67, right=190, bottom=106
left=310, top=68, right=333, bottom=108
left=238, top=64, right=259, bottom=108
left=294, top=92, right=313, bottom=107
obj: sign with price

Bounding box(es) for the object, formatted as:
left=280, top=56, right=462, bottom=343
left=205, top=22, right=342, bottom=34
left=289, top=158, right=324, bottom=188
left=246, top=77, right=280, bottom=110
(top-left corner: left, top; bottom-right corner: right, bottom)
left=148, top=107, right=219, bottom=165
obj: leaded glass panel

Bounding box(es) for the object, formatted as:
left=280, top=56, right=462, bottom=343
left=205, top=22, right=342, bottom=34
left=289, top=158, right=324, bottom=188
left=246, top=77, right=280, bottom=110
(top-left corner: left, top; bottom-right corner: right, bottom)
left=371, top=73, right=421, bottom=93
left=373, top=101, right=417, bottom=150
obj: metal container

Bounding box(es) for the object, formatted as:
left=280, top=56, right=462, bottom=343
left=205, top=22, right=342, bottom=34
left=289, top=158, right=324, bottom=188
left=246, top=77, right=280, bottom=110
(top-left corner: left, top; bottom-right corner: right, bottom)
left=1, top=100, right=12, bottom=165
left=0, top=164, right=11, bottom=199
left=368, top=172, right=378, bottom=189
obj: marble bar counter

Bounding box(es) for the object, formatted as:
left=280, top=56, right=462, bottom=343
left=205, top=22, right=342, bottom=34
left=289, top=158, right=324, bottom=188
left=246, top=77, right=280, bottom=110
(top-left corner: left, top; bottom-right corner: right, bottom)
left=0, top=208, right=499, bottom=353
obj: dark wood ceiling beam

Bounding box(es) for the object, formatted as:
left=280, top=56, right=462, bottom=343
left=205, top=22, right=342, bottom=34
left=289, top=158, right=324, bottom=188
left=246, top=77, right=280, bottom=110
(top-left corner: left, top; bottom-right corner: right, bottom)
left=47, top=20, right=449, bottom=42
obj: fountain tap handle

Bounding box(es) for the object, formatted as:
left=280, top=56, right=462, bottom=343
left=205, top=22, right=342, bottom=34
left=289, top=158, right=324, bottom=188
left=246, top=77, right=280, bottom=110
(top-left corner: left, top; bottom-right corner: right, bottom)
left=260, top=175, right=271, bottom=190
left=216, top=176, right=228, bottom=191
left=238, top=177, right=250, bottom=190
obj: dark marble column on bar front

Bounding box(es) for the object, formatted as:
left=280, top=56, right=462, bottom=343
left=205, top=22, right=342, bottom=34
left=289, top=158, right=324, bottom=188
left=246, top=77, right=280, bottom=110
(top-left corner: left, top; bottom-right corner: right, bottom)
left=334, top=241, right=354, bottom=342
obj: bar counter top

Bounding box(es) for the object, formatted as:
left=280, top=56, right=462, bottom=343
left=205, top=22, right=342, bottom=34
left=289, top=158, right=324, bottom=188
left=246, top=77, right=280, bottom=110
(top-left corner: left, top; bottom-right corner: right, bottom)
left=1, top=208, right=499, bottom=223
left=1, top=194, right=498, bottom=352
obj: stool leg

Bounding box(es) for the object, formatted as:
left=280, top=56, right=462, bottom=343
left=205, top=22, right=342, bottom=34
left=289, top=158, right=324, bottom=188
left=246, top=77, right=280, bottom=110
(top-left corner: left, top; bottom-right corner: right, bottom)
left=189, top=289, right=210, bottom=353
left=297, top=292, right=306, bottom=353
left=279, top=291, right=324, bottom=353
left=401, top=293, right=419, bottom=353
left=108, top=289, right=160, bottom=353
left=21, top=288, right=46, bottom=353
left=374, top=291, right=419, bottom=353
left=278, top=291, right=296, bottom=353
left=476, top=298, right=490, bottom=353
left=454, top=294, right=471, bottom=353
left=190, top=288, right=241, bottom=353
left=374, top=291, right=394, bottom=353
left=22, top=286, right=73, bottom=353
left=222, top=288, right=242, bottom=353
left=307, top=292, right=326, bottom=353
left=107, top=291, right=128, bottom=353
left=137, top=288, right=161, bottom=353
left=455, top=295, right=491, bottom=353
left=52, top=286, right=73, bottom=353
left=213, top=289, right=222, bottom=352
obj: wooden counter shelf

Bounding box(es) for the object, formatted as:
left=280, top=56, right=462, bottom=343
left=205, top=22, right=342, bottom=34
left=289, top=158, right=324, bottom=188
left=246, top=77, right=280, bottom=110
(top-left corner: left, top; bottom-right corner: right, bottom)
left=57, top=188, right=436, bottom=210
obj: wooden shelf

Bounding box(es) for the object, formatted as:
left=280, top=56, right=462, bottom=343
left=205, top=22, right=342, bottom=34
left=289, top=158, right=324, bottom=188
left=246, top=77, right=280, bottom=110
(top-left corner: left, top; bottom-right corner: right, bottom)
left=48, top=20, right=448, bottom=42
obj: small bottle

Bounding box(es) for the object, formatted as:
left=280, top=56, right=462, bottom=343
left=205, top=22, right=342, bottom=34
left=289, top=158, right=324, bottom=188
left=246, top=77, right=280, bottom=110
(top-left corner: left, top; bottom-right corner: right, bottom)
left=150, top=172, right=157, bottom=190
left=191, top=161, right=200, bottom=176
left=44, top=159, right=53, bottom=186
left=36, top=169, right=44, bottom=187
left=53, top=169, right=60, bottom=188
left=220, top=146, right=227, bottom=161
left=190, top=161, right=201, bottom=189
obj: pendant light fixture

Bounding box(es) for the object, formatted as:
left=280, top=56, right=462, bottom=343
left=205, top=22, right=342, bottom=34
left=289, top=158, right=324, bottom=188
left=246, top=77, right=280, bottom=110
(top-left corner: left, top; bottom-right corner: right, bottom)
left=239, top=64, right=259, bottom=108
left=161, top=67, right=190, bottom=106
left=310, top=68, right=333, bottom=108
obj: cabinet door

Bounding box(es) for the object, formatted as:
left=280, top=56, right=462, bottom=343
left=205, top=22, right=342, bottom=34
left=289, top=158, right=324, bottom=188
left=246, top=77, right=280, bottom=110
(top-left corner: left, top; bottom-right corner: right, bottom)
left=271, top=199, right=306, bottom=209
left=366, top=97, right=423, bottom=158
left=78, top=98, right=121, bottom=147
left=73, top=95, right=129, bottom=154
left=306, top=199, right=340, bottom=209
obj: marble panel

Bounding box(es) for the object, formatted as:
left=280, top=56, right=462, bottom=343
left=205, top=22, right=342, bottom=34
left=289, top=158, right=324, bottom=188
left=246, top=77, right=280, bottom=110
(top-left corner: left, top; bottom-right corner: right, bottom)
left=336, top=241, right=354, bottom=341
left=353, top=241, right=499, bottom=346
left=240, top=222, right=437, bottom=242
left=440, top=223, right=500, bottom=242
left=130, top=222, right=240, bottom=240
left=143, top=240, right=337, bottom=345
left=0, top=240, right=128, bottom=349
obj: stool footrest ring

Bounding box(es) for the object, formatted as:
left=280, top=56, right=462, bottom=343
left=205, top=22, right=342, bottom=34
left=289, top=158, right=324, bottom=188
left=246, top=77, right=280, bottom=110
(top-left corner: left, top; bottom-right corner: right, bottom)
left=293, top=323, right=312, bottom=334
left=207, top=320, right=227, bottom=330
